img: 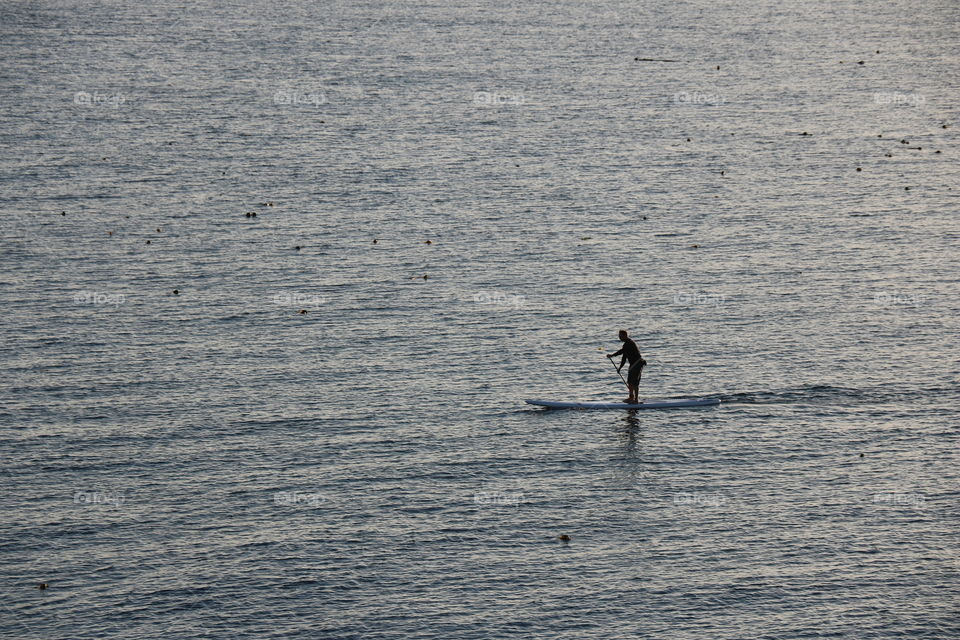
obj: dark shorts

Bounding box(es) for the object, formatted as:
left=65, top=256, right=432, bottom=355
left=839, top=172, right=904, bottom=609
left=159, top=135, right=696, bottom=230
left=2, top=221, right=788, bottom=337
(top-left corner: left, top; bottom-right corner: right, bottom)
left=628, top=359, right=646, bottom=386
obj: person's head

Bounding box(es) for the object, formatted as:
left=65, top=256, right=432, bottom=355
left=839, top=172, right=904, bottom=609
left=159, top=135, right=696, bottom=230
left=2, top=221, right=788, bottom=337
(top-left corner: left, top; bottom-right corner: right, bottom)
left=618, top=329, right=628, bottom=341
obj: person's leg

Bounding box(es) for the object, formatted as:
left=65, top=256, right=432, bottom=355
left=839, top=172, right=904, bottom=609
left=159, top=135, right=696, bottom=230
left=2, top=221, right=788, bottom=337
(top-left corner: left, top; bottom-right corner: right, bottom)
left=628, top=365, right=643, bottom=403
left=627, top=366, right=640, bottom=404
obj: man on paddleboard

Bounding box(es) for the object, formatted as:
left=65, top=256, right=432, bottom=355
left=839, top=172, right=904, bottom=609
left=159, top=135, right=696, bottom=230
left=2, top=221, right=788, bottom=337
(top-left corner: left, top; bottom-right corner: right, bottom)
left=606, top=329, right=647, bottom=404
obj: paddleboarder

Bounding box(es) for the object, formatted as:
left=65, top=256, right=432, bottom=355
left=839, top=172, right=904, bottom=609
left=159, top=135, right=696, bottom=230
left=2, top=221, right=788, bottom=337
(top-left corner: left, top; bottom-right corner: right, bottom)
left=606, top=329, right=647, bottom=404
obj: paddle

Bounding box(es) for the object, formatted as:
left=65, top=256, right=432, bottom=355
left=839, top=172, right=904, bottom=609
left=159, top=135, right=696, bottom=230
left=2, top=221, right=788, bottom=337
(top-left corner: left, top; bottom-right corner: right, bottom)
left=600, top=348, right=629, bottom=389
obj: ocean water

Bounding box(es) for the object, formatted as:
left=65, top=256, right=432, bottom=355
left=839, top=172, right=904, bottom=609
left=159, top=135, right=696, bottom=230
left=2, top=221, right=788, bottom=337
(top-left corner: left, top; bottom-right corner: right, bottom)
left=2, top=0, right=959, bottom=638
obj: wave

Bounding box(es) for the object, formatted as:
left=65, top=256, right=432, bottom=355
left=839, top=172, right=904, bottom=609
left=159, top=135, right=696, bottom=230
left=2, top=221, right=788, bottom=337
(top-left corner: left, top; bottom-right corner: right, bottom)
left=720, top=383, right=958, bottom=406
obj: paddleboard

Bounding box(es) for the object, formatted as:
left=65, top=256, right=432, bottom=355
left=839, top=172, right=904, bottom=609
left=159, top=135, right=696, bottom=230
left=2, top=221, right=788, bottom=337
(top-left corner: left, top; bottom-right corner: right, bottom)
left=525, top=398, right=720, bottom=410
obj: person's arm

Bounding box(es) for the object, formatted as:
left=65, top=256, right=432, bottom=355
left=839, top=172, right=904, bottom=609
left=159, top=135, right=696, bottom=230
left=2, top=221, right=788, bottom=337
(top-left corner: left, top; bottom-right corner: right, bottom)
left=606, top=347, right=624, bottom=362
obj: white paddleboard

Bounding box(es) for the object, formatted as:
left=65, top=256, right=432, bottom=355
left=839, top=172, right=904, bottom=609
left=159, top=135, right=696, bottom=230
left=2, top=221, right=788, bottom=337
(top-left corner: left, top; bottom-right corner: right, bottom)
left=525, top=398, right=720, bottom=410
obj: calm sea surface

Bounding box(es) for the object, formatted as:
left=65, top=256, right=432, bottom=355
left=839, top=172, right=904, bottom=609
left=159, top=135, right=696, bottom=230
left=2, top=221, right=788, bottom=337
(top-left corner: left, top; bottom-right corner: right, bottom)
left=2, top=0, right=959, bottom=638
